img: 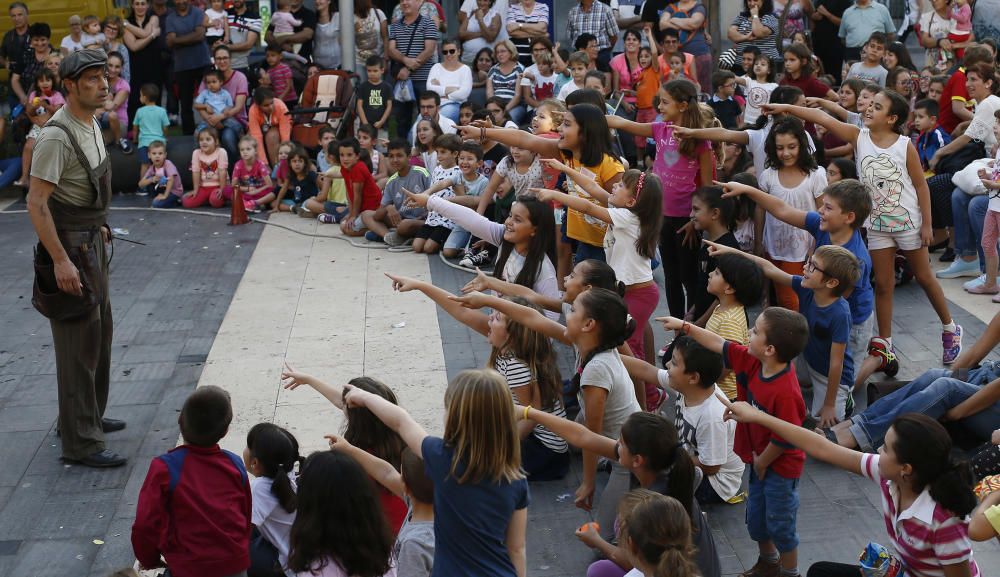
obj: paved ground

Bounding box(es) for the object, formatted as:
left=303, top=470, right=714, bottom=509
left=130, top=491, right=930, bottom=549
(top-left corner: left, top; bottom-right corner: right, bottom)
left=0, top=195, right=999, bottom=576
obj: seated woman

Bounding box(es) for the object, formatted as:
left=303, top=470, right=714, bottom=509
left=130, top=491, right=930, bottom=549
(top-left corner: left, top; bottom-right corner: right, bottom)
left=826, top=310, right=1000, bottom=451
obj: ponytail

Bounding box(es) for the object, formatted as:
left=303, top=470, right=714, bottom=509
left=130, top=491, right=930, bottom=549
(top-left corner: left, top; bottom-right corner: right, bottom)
left=246, top=423, right=303, bottom=514
left=622, top=495, right=699, bottom=577
left=570, top=288, right=635, bottom=393
left=620, top=413, right=696, bottom=524
left=890, top=414, right=978, bottom=517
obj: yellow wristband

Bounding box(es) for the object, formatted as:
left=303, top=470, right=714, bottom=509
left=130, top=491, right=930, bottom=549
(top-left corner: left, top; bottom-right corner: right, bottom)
left=523, top=405, right=531, bottom=420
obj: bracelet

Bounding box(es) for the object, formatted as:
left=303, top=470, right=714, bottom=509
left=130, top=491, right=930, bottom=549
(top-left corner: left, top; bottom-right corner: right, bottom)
left=523, top=405, right=531, bottom=420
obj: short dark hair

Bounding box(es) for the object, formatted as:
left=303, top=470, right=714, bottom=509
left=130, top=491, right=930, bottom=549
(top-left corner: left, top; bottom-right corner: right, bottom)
left=813, top=245, right=861, bottom=297
left=866, top=31, right=888, bottom=47
left=8, top=2, right=27, bottom=13
left=140, top=83, right=161, bottom=102
left=179, top=385, right=233, bottom=447
left=400, top=448, right=434, bottom=504
left=203, top=69, right=224, bottom=83
left=387, top=138, right=411, bottom=155
left=27, top=22, right=49, bottom=39
left=914, top=98, right=939, bottom=117
left=715, top=253, right=763, bottom=308
left=459, top=101, right=475, bottom=111
left=433, top=133, right=462, bottom=152
left=712, top=69, right=736, bottom=92
left=357, top=123, right=377, bottom=139
left=574, top=33, right=597, bottom=51
left=365, top=54, right=383, bottom=68
left=338, top=137, right=362, bottom=155
left=419, top=91, right=441, bottom=105
left=671, top=335, right=723, bottom=389
left=318, top=125, right=336, bottom=139
left=741, top=45, right=761, bottom=57
left=253, top=86, right=275, bottom=105
left=760, top=307, right=810, bottom=363
left=823, top=178, right=871, bottom=228
left=265, top=43, right=283, bottom=54
left=459, top=141, right=484, bottom=160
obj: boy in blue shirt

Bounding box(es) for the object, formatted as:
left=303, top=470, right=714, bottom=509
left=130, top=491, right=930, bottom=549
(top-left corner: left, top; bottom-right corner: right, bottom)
left=719, top=179, right=884, bottom=390
left=913, top=98, right=952, bottom=174
left=133, top=83, right=170, bottom=180
left=706, top=241, right=861, bottom=430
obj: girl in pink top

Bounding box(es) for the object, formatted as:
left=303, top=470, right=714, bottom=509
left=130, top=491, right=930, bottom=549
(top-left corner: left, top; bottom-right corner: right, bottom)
left=183, top=126, right=232, bottom=209
left=231, top=135, right=276, bottom=212
left=18, top=69, right=65, bottom=188
left=606, top=78, right=714, bottom=319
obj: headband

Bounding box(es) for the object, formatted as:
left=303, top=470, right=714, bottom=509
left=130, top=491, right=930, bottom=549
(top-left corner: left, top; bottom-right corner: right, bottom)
left=635, top=172, right=646, bottom=201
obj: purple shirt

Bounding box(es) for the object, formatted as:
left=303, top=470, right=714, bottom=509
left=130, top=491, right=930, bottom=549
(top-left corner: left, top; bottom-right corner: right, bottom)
left=650, top=121, right=710, bottom=217
left=197, top=70, right=250, bottom=127
left=144, top=159, right=184, bottom=197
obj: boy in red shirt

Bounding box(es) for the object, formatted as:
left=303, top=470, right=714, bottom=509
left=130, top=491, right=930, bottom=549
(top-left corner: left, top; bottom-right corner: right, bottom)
left=338, top=137, right=382, bottom=238
left=132, top=386, right=251, bottom=577
left=661, top=307, right=809, bottom=577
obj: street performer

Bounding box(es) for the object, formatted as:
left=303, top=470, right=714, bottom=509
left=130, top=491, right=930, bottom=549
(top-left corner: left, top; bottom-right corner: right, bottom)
left=26, top=49, right=126, bottom=468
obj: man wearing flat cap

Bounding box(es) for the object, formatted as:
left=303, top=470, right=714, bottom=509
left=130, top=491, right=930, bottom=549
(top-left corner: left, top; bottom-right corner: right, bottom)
left=26, top=49, right=127, bottom=468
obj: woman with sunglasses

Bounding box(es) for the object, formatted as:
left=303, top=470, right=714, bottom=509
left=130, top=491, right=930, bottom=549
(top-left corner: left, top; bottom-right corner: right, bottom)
left=101, top=16, right=131, bottom=83
left=427, top=39, right=473, bottom=123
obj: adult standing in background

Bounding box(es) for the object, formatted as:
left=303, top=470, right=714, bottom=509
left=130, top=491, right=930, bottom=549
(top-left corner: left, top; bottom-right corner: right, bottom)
left=265, top=0, right=317, bottom=62
left=811, top=0, right=850, bottom=84
left=124, top=0, right=161, bottom=125
left=1, top=2, right=30, bottom=109
left=507, top=0, right=548, bottom=67
left=196, top=45, right=249, bottom=160
left=388, top=0, right=439, bottom=137
left=355, top=0, right=389, bottom=67
left=838, top=0, right=894, bottom=61
left=659, top=0, right=712, bottom=95
left=919, top=0, right=957, bottom=72
left=773, top=0, right=812, bottom=48
left=393, top=0, right=445, bottom=33
left=27, top=50, right=127, bottom=469
left=312, top=0, right=341, bottom=70
left=166, top=0, right=211, bottom=135
left=459, top=0, right=501, bottom=66
left=566, top=0, right=620, bottom=71
left=150, top=0, right=176, bottom=119
left=226, top=0, right=261, bottom=81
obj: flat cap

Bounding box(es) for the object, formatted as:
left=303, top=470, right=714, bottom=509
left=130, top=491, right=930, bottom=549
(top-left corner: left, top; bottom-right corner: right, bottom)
left=59, top=49, right=107, bottom=80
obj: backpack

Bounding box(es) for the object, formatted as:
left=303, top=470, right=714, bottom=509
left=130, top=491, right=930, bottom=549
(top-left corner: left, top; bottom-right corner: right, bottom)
left=160, top=447, right=249, bottom=494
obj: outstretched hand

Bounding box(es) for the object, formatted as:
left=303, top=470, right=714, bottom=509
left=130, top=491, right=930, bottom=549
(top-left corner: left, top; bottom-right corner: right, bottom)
left=654, top=315, right=685, bottom=332
left=703, top=239, right=742, bottom=258
left=539, top=157, right=570, bottom=173
left=759, top=103, right=791, bottom=116
left=448, top=290, right=492, bottom=309
left=280, top=361, right=315, bottom=391
left=324, top=433, right=355, bottom=453
left=402, top=187, right=431, bottom=208
left=527, top=187, right=561, bottom=203
left=714, top=179, right=757, bottom=198
left=461, top=267, right=492, bottom=294
left=385, top=272, right=423, bottom=293
left=342, top=384, right=369, bottom=408
left=716, top=392, right=762, bottom=424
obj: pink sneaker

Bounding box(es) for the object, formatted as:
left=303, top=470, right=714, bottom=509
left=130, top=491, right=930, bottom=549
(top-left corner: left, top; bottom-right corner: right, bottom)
left=243, top=199, right=259, bottom=213
left=966, top=283, right=999, bottom=295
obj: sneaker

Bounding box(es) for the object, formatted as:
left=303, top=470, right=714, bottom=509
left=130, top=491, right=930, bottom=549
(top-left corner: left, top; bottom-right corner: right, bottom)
left=867, top=337, right=900, bottom=378
left=845, top=392, right=855, bottom=419
left=739, top=557, right=781, bottom=577
left=963, top=274, right=987, bottom=291
left=318, top=213, right=336, bottom=224
left=943, top=325, right=963, bottom=365
left=384, top=230, right=405, bottom=246
left=364, top=230, right=383, bottom=242
left=297, top=206, right=314, bottom=219
left=967, top=282, right=1000, bottom=294
left=459, top=248, right=492, bottom=269
left=936, top=258, right=981, bottom=278
left=290, top=204, right=300, bottom=215
left=118, top=138, right=133, bottom=154
left=243, top=199, right=260, bottom=213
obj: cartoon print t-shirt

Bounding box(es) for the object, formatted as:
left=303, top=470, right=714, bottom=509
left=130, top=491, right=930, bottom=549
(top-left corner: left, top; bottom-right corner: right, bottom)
left=854, top=128, right=919, bottom=233
left=191, top=148, right=229, bottom=188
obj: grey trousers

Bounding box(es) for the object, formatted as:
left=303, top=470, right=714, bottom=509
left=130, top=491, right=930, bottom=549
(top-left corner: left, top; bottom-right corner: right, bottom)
left=51, top=233, right=112, bottom=459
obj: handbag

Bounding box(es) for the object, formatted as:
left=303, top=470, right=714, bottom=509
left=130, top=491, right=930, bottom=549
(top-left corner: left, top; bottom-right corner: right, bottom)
left=951, top=157, right=993, bottom=195
left=393, top=79, right=415, bottom=102
left=390, top=15, right=422, bottom=80
left=32, top=242, right=100, bottom=321
left=936, top=140, right=987, bottom=174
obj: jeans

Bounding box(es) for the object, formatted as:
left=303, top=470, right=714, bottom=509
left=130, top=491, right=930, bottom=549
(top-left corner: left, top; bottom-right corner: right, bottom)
left=248, top=526, right=284, bottom=577
left=952, top=187, right=992, bottom=266
left=0, top=156, right=22, bottom=188
left=746, top=472, right=800, bottom=553
left=507, top=104, right=527, bottom=126
left=439, top=101, right=461, bottom=123
left=521, top=434, right=570, bottom=482
left=151, top=193, right=183, bottom=208
left=850, top=361, right=1000, bottom=451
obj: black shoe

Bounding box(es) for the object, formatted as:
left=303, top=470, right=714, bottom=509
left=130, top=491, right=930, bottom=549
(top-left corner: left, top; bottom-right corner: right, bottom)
left=102, top=418, right=126, bottom=433
left=63, top=449, right=127, bottom=468
left=929, top=238, right=949, bottom=253
left=939, top=247, right=956, bottom=262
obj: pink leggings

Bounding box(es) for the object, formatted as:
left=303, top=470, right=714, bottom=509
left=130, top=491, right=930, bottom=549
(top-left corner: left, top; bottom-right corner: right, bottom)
left=623, top=283, right=661, bottom=406
left=182, top=185, right=234, bottom=209
left=982, top=210, right=1000, bottom=258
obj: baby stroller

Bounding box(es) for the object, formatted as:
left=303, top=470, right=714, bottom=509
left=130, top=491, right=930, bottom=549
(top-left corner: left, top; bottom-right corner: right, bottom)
left=288, top=70, right=358, bottom=152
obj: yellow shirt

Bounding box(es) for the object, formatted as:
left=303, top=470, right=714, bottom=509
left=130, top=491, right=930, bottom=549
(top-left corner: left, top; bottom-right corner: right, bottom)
left=563, top=152, right=624, bottom=247
left=323, top=165, right=348, bottom=205
left=705, top=304, right=749, bottom=400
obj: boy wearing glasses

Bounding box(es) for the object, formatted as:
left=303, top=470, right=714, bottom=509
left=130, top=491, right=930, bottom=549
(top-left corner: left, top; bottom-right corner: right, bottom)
left=707, top=240, right=861, bottom=431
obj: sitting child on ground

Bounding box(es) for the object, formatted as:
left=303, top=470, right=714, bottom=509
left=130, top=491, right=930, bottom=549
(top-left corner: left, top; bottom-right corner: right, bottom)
left=337, top=137, right=383, bottom=237
left=243, top=423, right=301, bottom=577
left=357, top=139, right=430, bottom=246
left=418, top=141, right=489, bottom=257
left=273, top=145, right=318, bottom=215
left=231, top=134, right=276, bottom=212
left=412, top=134, right=464, bottom=254
left=183, top=126, right=231, bottom=209
left=132, top=386, right=251, bottom=576
left=312, top=141, right=350, bottom=224
left=141, top=141, right=184, bottom=208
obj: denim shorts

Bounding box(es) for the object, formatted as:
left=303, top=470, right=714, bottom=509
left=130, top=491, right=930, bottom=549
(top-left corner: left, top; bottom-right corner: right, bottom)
left=746, top=471, right=800, bottom=553
left=323, top=201, right=349, bottom=222
left=444, top=228, right=471, bottom=250
left=137, top=146, right=150, bottom=165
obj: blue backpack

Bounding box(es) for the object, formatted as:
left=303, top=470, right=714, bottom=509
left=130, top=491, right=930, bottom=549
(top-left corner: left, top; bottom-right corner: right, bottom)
left=159, top=447, right=249, bottom=493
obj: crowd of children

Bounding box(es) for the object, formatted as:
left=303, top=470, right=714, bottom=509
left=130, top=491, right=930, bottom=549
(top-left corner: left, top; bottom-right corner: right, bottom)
left=116, top=14, right=1000, bottom=577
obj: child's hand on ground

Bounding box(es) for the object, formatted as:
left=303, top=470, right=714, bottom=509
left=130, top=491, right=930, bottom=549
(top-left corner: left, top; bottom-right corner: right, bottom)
left=574, top=522, right=603, bottom=547
left=575, top=481, right=595, bottom=511
left=402, top=187, right=431, bottom=208
left=385, top=272, right=423, bottom=292
left=817, top=405, right=839, bottom=429
left=324, top=434, right=355, bottom=453
left=340, top=220, right=352, bottom=235
left=715, top=179, right=756, bottom=198
left=280, top=361, right=315, bottom=390
left=448, top=291, right=491, bottom=309
left=527, top=187, right=560, bottom=203
left=654, top=315, right=684, bottom=332
left=461, top=267, right=493, bottom=294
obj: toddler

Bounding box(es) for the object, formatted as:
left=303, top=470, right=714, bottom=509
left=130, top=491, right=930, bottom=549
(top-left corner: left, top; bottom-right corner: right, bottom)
left=203, top=0, right=229, bottom=47
left=947, top=0, right=973, bottom=61
left=142, top=141, right=184, bottom=208
left=271, top=0, right=302, bottom=53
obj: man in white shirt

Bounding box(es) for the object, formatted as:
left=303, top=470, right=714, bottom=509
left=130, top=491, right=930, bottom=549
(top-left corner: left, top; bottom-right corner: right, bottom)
left=408, top=91, right=457, bottom=145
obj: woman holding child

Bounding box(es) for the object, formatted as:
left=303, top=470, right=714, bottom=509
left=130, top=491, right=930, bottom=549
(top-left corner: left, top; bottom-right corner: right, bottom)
left=196, top=44, right=250, bottom=161
left=124, top=0, right=162, bottom=124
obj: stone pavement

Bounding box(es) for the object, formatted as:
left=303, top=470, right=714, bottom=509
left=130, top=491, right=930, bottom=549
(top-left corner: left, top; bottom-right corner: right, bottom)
left=0, top=196, right=998, bottom=576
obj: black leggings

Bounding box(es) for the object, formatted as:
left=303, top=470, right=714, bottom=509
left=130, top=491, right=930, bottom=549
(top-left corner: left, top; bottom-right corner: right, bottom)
left=806, top=562, right=858, bottom=577
left=928, top=172, right=956, bottom=229
left=659, top=216, right=698, bottom=317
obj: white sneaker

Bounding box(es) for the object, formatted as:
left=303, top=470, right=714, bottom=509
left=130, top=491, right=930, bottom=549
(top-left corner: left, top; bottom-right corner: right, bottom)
left=963, top=274, right=987, bottom=291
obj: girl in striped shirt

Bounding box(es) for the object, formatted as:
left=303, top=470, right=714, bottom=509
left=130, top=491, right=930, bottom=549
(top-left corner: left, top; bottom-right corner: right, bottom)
left=722, top=402, right=980, bottom=577
left=385, top=273, right=570, bottom=482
